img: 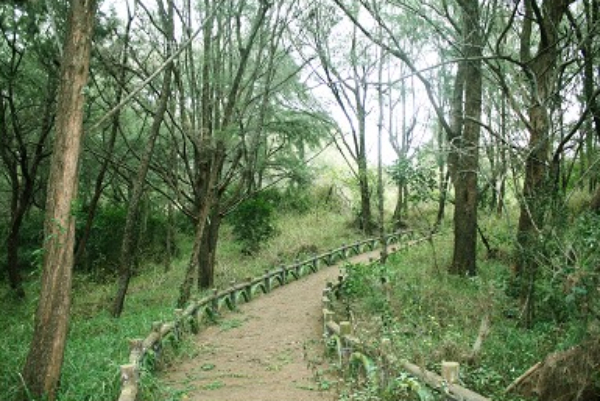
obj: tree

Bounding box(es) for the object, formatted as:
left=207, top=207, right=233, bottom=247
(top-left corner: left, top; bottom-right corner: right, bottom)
left=111, top=0, right=174, bottom=318
left=172, top=0, right=329, bottom=305
left=332, top=0, right=483, bottom=275
left=177, top=0, right=274, bottom=305
left=513, top=0, right=573, bottom=327
left=0, top=2, right=58, bottom=298
left=448, top=0, right=482, bottom=276
left=20, top=0, right=96, bottom=399
left=305, top=4, right=377, bottom=233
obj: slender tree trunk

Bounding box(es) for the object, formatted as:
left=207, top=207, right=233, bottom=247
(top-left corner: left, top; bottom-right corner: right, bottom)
left=176, top=159, right=218, bottom=307
left=435, top=170, right=451, bottom=229
left=112, top=51, right=173, bottom=318
left=20, top=1, right=96, bottom=399
left=358, top=158, right=372, bottom=233
left=6, top=206, right=26, bottom=298
left=393, top=181, right=404, bottom=227
left=376, top=46, right=387, bottom=262
left=74, top=8, right=133, bottom=268
left=496, top=90, right=508, bottom=217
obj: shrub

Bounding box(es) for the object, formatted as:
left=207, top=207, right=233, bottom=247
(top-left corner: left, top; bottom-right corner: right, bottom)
left=228, top=193, right=277, bottom=255
left=75, top=202, right=177, bottom=280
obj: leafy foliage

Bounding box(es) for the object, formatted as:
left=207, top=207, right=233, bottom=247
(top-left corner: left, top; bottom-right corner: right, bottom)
left=228, top=192, right=278, bottom=255
left=74, top=203, right=176, bottom=280
left=387, top=157, right=437, bottom=203
left=532, top=212, right=600, bottom=327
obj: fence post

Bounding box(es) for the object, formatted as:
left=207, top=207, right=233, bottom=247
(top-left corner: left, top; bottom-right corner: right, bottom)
left=264, top=270, right=271, bottom=293
left=230, top=280, right=237, bottom=308
left=340, top=321, right=353, bottom=366
left=322, top=288, right=331, bottom=310
left=245, top=276, right=252, bottom=301
left=118, top=364, right=139, bottom=401
left=280, top=264, right=287, bottom=285
left=312, top=254, right=319, bottom=272
left=174, top=309, right=183, bottom=339
left=128, top=339, right=143, bottom=364
left=211, top=288, right=219, bottom=315
left=442, top=361, right=460, bottom=385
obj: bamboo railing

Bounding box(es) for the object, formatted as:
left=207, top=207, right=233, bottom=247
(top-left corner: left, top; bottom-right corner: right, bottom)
left=115, top=230, right=414, bottom=401
left=320, top=236, right=491, bottom=401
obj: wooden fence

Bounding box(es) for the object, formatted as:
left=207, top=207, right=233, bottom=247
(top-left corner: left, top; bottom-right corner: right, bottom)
left=116, top=230, right=415, bottom=401
left=321, top=237, right=491, bottom=401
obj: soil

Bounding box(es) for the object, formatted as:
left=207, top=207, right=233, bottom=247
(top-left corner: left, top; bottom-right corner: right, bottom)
left=159, top=250, right=382, bottom=401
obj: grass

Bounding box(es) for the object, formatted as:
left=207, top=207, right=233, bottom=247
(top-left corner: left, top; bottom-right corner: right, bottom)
left=214, top=209, right=360, bottom=286
left=331, top=213, right=593, bottom=401
left=0, top=208, right=360, bottom=401
left=0, top=257, right=191, bottom=400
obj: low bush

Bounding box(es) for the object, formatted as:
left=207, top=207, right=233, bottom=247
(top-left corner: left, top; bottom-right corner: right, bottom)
left=228, top=192, right=278, bottom=255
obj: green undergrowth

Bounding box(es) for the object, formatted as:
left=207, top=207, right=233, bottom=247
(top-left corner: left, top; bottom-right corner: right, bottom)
left=214, top=209, right=359, bottom=287
left=0, top=208, right=359, bottom=401
left=0, top=257, right=190, bottom=401
left=332, top=224, right=580, bottom=401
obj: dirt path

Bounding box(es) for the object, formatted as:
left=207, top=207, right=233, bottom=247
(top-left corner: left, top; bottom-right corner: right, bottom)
left=159, top=250, right=381, bottom=401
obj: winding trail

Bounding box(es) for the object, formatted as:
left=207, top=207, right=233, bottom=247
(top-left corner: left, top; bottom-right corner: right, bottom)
left=159, top=250, right=382, bottom=401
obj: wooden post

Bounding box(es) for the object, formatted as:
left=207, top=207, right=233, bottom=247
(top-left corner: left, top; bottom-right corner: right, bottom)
left=442, top=361, right=460, bottom=384
left=245, top=276, right=252, bottom=301
left=322, top=288, right=331, bottom=309
left=118, top=364, right=139, bottom=401
left=151, top=321, right=162, bottom=333
left=340, top=321, right=352, bottom=365
left=211, top=288, right=219, bottom=315
left=128, top=339, right=143, bottom=364
left=191, top=309, right=200, bottom=334
left=174, top=309, right=183, bottom=338
left=380, top=338, right=392, bottom=388
left=280, top=264, right=287, bottom=284
left=230, top=280, right=237, bottom=307
left=264, top=270, right=271, bottom=293
left=323, top=309, right=335, bottom=333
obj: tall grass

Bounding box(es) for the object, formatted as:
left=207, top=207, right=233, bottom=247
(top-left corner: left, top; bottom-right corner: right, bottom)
left=333, top=211, right=590, bottom=401
left=214, top=209, right=360, bottom=287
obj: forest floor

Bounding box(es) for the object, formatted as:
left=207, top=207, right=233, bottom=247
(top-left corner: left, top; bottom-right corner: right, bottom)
left=158, top=250, right=382, bottom=401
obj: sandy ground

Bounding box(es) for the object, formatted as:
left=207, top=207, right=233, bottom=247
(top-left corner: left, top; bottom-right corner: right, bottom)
left=159, top=250, right=381, bottom=401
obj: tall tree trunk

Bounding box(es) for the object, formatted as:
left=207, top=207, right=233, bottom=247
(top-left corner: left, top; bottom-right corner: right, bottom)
left=180, top=0, right=271, bottom=301
left=496, top=89, right=508, bottom=216
left=449, top=0, right=482, bottom=276
left=377, top=45, right=387, bottom=263
left=514, top=0, right=571, bottom=328
left=198, top=208, right=222, bottom=290
left=111, top=30, right=173, bottom=317
left=20, top=1, right=96, bottom=399
left=176, top=150, right=219, bottom=307
left=358, top=157, right=372, bottom=233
